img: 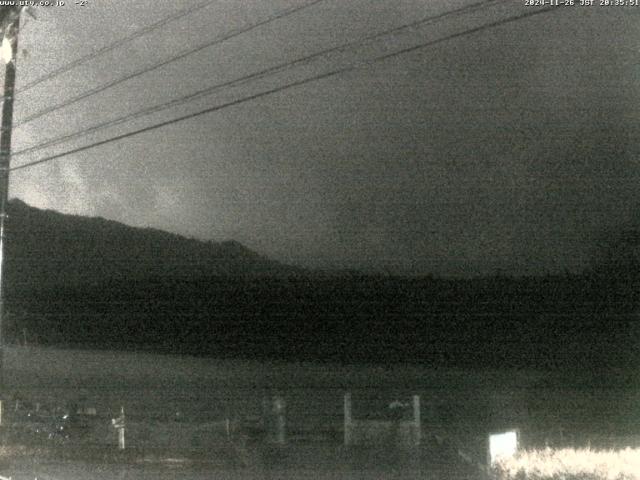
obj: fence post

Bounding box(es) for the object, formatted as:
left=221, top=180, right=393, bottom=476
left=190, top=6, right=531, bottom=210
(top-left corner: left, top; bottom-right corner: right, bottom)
left=112, top=406, right=126, bottom=450
left=119, top=424, right=125, bottom=450
left=412, top=395, right=421, bottom=446
left=263, top=395, right=286, bottom=444
left=344, top=392, right=352, bottom=446
left=118, top=406, right=126, bottom=450
left=274, top=396, right=285, bottom=444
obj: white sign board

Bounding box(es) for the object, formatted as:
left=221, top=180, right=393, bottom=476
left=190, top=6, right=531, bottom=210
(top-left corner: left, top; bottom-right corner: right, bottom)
left=488, top=430, right=518, bottom=465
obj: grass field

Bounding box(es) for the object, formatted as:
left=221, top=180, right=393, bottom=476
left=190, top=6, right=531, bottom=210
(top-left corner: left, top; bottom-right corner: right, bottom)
left=494, top=447, right=640, bottom=480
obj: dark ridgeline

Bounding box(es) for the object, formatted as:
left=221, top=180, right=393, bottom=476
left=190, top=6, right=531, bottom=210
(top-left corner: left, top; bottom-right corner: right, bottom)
left=2, top=199, right=638, bottom=371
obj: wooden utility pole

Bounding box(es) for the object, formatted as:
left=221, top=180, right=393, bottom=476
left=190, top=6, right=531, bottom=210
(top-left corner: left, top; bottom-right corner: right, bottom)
left=0, top=9, right=20, bottom=391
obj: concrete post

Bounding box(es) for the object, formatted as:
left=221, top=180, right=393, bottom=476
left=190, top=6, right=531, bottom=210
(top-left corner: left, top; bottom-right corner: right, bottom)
left=344, top=392, right=352, bottom=446
left=118, top=424, right=125, bottom=450
left=412, top=395, right=421, bottom=446
left=273, top=396, right=285, bottom=444
left=112, top=406, right=126, bottom=450
left=263, top=395, right=286, bottom=444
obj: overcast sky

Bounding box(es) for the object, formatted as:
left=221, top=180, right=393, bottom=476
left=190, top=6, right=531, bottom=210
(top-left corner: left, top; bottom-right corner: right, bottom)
left=5, top=0, right=640, bottom=276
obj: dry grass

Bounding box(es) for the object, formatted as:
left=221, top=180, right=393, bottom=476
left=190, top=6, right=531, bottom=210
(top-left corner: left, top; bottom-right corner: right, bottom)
left=494, top=447, right=640, bottom=480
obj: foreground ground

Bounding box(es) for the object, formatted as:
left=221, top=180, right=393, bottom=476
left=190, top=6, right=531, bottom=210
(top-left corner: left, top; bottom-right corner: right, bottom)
left=0, top=345, right=636, bottom=478
left=0, top=443, right=480, bottom=480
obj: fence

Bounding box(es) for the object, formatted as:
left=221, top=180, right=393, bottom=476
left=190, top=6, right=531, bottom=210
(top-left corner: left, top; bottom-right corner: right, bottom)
left=3, top=388, right=639, bottom=478
left=343, top=393, right=421, bottom=447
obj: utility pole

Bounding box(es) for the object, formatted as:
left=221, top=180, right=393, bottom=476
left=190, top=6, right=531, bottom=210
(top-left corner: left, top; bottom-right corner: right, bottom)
left=0, top=8, right=20, bottom=391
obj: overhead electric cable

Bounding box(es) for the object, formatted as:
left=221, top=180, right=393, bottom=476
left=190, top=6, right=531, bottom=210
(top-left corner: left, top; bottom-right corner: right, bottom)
left=12, top=0, right=502, bottom=158
left=16, top=0, right=218, bottom=95
left=14, top=0, right=324, bottom=128
left=11, top=5, right=556, bottom=173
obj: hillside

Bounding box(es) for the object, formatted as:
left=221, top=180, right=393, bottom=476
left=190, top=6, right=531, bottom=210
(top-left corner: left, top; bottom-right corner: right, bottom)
left=4, top=199, right=303, bottom=290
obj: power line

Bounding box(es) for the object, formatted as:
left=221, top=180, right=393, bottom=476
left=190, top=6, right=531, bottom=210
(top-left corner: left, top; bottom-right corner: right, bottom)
left=11, top=5, right=557, bottom=173
left=16, top=0, right=218, bottom=95
left=13, top=0, right=325, bottom=128
left=12, top=0, right=502, bottom=159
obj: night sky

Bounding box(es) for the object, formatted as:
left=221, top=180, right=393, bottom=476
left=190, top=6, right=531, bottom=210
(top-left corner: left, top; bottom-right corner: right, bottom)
left=6, top=0, right=640, bottom=276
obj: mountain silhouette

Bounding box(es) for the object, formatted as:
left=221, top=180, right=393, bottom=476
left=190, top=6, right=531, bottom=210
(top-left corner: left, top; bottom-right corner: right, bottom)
left=4, top=198, right=302, bottom=291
